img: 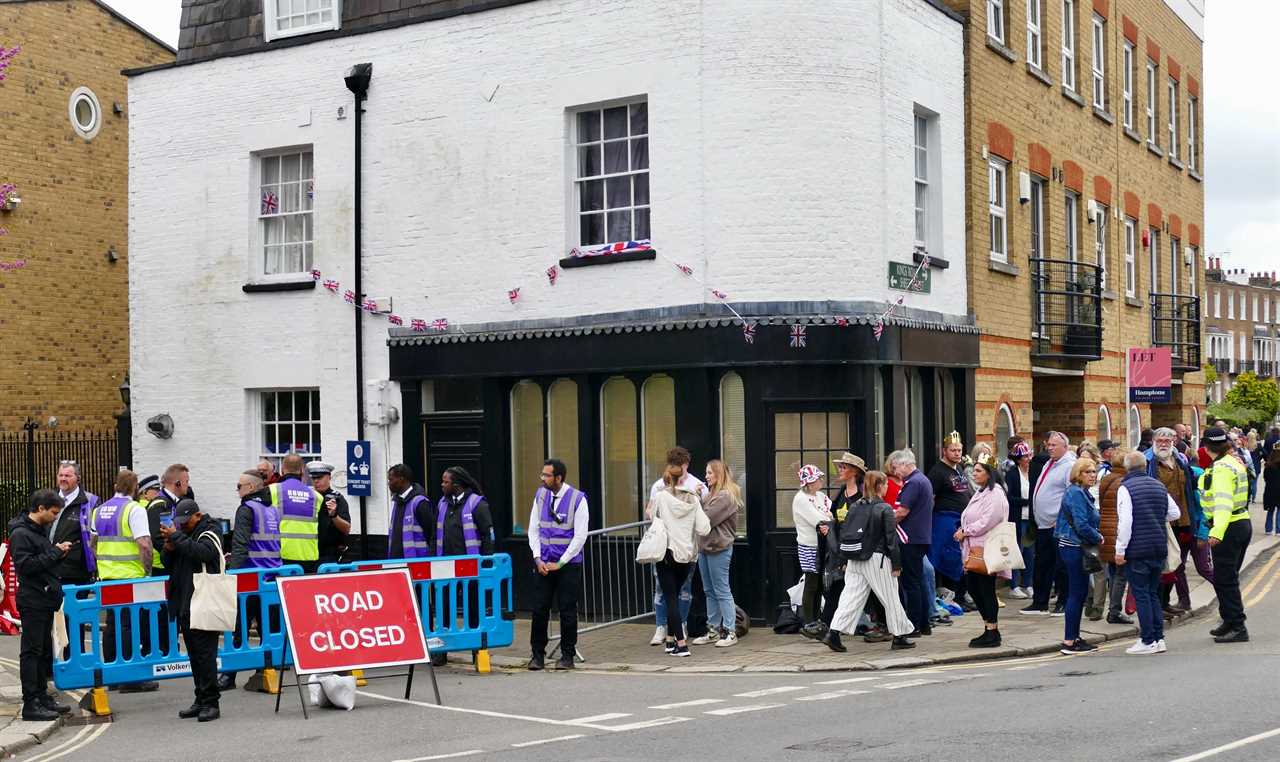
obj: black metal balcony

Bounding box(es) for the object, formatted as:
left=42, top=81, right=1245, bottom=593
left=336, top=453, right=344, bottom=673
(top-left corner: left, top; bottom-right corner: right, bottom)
left=1238, top=359, right=1255, bottom=375
left=1211, top=358, right=1231, bottom=375
left=1150, top=293, right=1201, bottom=372
left=1259, top=360, right=1277, bottom=378
left=1031, top=258, right=1103, bottom=361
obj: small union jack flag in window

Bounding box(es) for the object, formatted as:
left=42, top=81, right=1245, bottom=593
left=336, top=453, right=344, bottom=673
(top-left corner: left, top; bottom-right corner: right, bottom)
left=388, top=314, right=403, bottom=326
left=260, top=191, right=278, bottom=215
left=306, top=182, right=315, bottom=201
left=835, top=316, right=849, bottom=327
left=310, top=269, right=322, bottom=280
left=546, top=266, right=559, bottom=286
left=873, top=320, right=885, bottom=340
left=343, top=290, right=356, bottom=304
left=362, top=299, right=378, bottom=313
left=674, top=262, right=693, bottom=276
left=431, top=318, right=449, bottom=331
left=711, top=289, right=728, bottom=300
left=322, top=279, right=339, bottom=292
left=411, top=319, right=428, bottom=332
left=742, top=322, right=757, bottom=344
left=508, top=288, right=520, bottom=304
left=789, top=325, right=807, bottom=348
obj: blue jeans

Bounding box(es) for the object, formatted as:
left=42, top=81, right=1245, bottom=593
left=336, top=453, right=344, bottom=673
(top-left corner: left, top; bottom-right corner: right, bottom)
left=1013, top=519, right=1036, bottom=588
left=654, top=564, right=693, bottom=629
left=697, top=548, right=735, bottom=632
left=1058, top=545, right=1089, bottom=642
left=1125, top=557, right=1164, bottom=644
left=923, top=554, right=938, bottom=613
left=1266, top=507, right=1277, bottom=534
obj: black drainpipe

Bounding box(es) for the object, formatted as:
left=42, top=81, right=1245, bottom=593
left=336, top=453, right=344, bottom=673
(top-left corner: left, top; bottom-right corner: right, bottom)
left=344, top=63, right=373, bottom=559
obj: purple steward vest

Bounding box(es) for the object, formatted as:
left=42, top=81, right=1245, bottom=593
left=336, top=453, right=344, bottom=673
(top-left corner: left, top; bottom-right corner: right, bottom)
left=537, top=486, right=585, bottom=564
left=243, top=499, right=282, bottom=569
left=436, top=493, right=484, bottom=555
left=80, top=492, right=100, bottom=577
left=393, top=494, right=432, bottom=558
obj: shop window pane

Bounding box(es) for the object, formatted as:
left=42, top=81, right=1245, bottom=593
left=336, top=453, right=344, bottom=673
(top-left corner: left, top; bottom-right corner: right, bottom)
left=719, top=372, right=747, bottom=536
left=827, top=412, right=849, bottom=449
left=802, top=412, right=827, bottom=450
left=601, top=377, right=638, bottom=527
left=510, top=381, right=544, bottom=533
left=775, top=413, right=801, bottom=448
left=642, top=375, right=676, bottom=493
left=774, top=450, right=802, bottom=528
left=548, top=379, right=580, bottom=484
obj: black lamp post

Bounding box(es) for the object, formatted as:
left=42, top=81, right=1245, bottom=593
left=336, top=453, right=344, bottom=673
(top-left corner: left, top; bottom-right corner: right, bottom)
left=116, top=372, right=132, bottom=468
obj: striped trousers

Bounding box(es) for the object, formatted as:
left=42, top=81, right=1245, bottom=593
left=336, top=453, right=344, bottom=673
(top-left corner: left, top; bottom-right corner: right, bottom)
left=829, top=552, right=915, bottom=637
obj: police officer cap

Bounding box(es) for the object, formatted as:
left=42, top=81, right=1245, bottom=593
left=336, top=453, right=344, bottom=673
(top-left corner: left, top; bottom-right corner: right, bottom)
left=1203, top=427, right=1229, bottom=443
left=137, top=474, right=161, bottom=493
left=306, top=461, right=335, bottom=476
left=173, top=498, right=201, bottom=520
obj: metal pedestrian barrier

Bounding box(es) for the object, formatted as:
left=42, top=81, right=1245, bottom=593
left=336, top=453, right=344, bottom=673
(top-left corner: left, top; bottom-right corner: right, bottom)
left=316, top=553, right=515, bottom=667
left=53, top=565, right=304, bottom=695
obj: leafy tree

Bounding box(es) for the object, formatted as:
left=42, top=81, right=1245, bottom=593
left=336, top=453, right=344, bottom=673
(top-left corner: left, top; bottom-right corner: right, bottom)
left=1203, top=363, right=1218, bottom=386
left=1206, top=401, right=1266, bottom=429
left=1224, top=372, right=1280, bottom=424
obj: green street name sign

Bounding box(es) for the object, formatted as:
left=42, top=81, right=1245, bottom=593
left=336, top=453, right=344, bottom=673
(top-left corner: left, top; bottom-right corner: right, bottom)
left=888, top=260, right=931, bottom=293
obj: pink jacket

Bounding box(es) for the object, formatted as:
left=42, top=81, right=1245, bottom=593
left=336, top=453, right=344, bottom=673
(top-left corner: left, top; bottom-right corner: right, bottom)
left=960, top=487, right=1012, bottom=580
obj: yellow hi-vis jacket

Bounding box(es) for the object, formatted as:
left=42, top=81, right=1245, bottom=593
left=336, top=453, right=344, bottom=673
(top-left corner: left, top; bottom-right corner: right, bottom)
left=1198, top=453, right=1249, bottom=541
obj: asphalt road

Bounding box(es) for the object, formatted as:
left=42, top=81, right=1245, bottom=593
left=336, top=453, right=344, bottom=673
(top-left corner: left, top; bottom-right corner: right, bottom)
left=19, top=547, right=1280, bottom=762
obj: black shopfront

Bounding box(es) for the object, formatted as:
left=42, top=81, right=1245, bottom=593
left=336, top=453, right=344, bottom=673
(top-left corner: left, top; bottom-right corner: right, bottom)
left=389, top=306, right=978, bottom=622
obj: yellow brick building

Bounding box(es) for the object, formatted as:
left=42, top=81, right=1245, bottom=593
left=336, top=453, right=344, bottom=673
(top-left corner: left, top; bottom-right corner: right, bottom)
left=0, top=0, right=172, bottom=431
left=944, top=0, right=1205, bottom=455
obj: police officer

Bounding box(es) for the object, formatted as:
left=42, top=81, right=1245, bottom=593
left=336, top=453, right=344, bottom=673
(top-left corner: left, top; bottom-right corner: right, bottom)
left=1200, top=427, right=1253, bottom=643
left=219, top=471, right=282, bottom=691
left=307, top=462, right=351, bottom=565
left=90, top=469, right=159, bottom=692
left=269, top=454, right=323, bottom=574
left=527, top=459, right=589, bottom=671
left=50, top=460, right=96, bottom=586
left=138, top=471, right=174, bottom=658
left=387, top=464, right=432, bottom=559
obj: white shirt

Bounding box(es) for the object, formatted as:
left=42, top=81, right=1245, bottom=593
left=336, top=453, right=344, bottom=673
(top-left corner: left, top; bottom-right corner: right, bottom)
left=88, top=495, right=150, bottom=540
left=649, top=474, right=708, bottom=502
left=1114, top=484, right=1182, bottom=557
left=60, top=487, right=80, bottom=506
left=527, top=483, right=590, bottom=563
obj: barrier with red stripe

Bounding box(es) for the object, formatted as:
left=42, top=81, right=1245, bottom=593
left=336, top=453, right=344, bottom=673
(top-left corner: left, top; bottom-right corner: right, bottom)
left=53, top=565, right=304, bottom=690
left=317, top=554, right=513, bottom=654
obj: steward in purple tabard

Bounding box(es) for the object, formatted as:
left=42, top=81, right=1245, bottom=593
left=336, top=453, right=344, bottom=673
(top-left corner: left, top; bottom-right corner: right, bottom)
left=387, top=463, right=433, bottom=559
left=434, top=466, right=494, bottom=667
left=219, top=470, right=282, bottom=692
left=527, top=459, right=590, bottom=671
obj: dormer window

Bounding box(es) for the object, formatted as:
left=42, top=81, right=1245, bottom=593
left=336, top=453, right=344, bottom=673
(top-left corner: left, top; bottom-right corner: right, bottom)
left=264, top=0, right=341, bottom=42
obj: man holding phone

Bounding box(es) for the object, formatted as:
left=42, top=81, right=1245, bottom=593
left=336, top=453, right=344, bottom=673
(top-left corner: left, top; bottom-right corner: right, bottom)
left=10, top=490, right=75, bottom=721
left=307, top=462, right=351, bottom=565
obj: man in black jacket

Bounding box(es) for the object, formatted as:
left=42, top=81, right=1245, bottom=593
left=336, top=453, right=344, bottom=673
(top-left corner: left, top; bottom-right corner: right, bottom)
left=386, top=464, right=433, bottom=558
left=50, top=462, right=94, bottom=585
left=10, top=490, right=74, bottom=721
left=160, top=498, right=224, bottom=722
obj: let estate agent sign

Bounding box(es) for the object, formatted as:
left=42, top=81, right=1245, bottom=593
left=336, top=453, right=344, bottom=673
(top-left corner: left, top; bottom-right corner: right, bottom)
left=1128, top=347, right=1173, bottom=404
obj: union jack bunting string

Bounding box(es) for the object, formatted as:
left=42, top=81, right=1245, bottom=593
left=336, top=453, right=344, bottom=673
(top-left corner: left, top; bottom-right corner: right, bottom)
left=411, top=319, right=428, bottom=332
left=742, top=322, right=757, bottom=344
left=835, top=316, right=849, bottom=327
left=388, top=315, right=404, bottom=326
left=508, top=288, right=520, bottom=304
left=431, top=318, right=449, bottom=331
left=870, top=256, right=930, bottom=342
left=362, top=299, right=379, bottom=313
left=306, top=182, right=315, bottom=200
left=343, top=290, right=356, bottom=304
left=873, top=320, right=885, bottom=340
left=674, top=262, right=694, bottom=276
left=546, top=266, right=559, bottom=286
left=711, top=289, right=728, bottom=300
left=311, top=269, right=322, bottom=280
left=260, top=191, right=278, bottom=215
left=789, top=325, right=807, bottom=348
left=322, top=279, right=340, bottom=292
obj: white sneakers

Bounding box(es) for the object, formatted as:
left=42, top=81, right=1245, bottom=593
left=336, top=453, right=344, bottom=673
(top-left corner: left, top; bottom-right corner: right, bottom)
left=1009, top=587, right=1029, bottom=599
left=1126, top=638, right=1167, bottom=655
left=716, top=632, right=738, bottom=648
left=691, top=630, right=720, bottom=646
left=650, top=626, right=667, bottom=645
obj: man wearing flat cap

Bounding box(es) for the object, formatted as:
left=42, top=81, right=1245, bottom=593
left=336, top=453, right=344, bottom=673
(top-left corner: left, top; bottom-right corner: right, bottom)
left=307, top=461, right=351, bottom=566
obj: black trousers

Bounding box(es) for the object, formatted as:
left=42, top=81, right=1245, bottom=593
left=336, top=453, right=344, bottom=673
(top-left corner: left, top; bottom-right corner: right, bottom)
left=181, top=620, right=221, bottom=708
left=820, top=578, right=845, bottom=625
left=966, top=572, right=999, bottom=624
left=898, top=544, right=931, bottom=633
left=530, top=563, right=582, bottom=657
left=656, top=555, right=693, bottom=640
left=1211, top=519, right=1252, bottom=628
left=227, top=595, right=279, bottom=677
left=1031, top=528, right=1068, bottom=608
left=19, top=605, right=54, bottom=704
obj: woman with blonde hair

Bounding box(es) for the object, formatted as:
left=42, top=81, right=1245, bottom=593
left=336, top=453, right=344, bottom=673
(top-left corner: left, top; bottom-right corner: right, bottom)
left=647, top=464, right=711, bottom=657
left=691, top=459, right=741, bottom=647
left=1055, top=457, right=1103, bottom=654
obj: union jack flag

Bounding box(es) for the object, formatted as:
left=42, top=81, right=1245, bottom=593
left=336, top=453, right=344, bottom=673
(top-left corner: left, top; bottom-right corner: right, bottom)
left=873, top=319, right=885, bottom=340
left=569, top=239, right=653, bottom=258
left=711, top=289, right=728, bottom=300
left=322, top=279, right=339, bottom=292
left=431, top=318, right=449, bottom=331
left=310, top=269, right=322, bottom=281
left=508, top=288, right=520, bottom=304
left=260, top=191, right=278, bottom=215
left=790, top=325, right=807, bottom=348
left=742, top=322, right=757, bottom=344
left=362, top=299, right=378, bottom=313
left=546, top=266, right=558, bottom=286
left=835, top=316, right=849, bottom=327
left=674, top=262, right=693, bottom=276
left=343, top=290, right=355, bottom=304
left=388, top=314, right=403, bottom=326
left=306, top=182, right=315, bottom=201
left=411, top=319, right=428, bottom=332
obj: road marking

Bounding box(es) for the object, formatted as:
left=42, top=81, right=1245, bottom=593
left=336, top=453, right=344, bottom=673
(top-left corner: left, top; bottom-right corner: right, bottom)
left=705, top=703, right=786, bottom=716
left=1246, top=569, right=1280, bottom=608
left=24, top=723, right=110, bottom=762
left=814, top=676, right=881, bottom=685
left=879, top=679, right=939, bottom=690
left=793, top=689, right=872, bottom=701
left=1166, top=726, right=1280, bottom=761
left=597, top=716, right=692, bottom=731
left=733, top=685, right=806, bottom=698
left=358, top=690, right=582, bottom=728
left=567, top=712, right=630, bottom=724
left=510, top=735, right=585, bottom=748
left=648, top=698, right=725, bottom=709
left=1007, top=664, right=1047, bottom=671
left=1240, top=553, right=1280, bottom=599
left=393, top=751, right=486, bottom=762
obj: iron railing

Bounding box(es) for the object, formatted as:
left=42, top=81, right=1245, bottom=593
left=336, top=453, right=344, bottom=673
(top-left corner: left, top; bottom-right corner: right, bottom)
left=1211, top=358, right=1231, bottom=375
left=0, top=428, right=122, bottom=533
left=1031, top=258, right=1103, bottom=361
left=1259, top=360, right=1278, bottom=378
left=1150, top=293, right=1201, bottom=372
left=1238, top=360, right=1256, bottom=375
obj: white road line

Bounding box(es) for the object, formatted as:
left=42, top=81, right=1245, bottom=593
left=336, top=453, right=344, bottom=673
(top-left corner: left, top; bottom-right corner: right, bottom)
left=1006, top=664, right=1046, bottom=671
left=567, top=712, right=630, bottom=724
left=358, top=690, right=580, bottom=728
left=879, top=679, right=939, bottom=690
left=393, top=750, right=486, bottom=762
left=1167, top=726, right=1280, bottom=762
left=648, top=698, right=725, bottom=709
left=794, top=689, right=872, bottom=701
left=510, top=734, right=586, bottom=748
left=705, top=703, right=786, bottom=716
left=598, top=717, right=692, bottom=731
left=24, top=723, right=110, bottom=762
left=814, top=676, right=881, bottom=685
left=733, top=686, right=806, bottom=698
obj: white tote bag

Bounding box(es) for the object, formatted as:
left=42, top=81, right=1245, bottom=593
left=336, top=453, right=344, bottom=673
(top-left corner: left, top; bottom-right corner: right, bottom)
left=189, top=531, right=238, bottom=632
left=982, top=521, right=1026, bottom=573
left=635, top=506, right=669, bottom=565
left=1164, top=523, right=1183, bottom=573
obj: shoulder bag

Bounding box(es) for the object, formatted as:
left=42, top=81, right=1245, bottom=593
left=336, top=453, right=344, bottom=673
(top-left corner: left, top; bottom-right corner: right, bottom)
left=635, top=503, right=669, bottom=565
left=1164, top=522, right=1183, bottom=573
left=190, top=530, right=238, bottom=632
left=1062, top=504, right=1103, bottom=574
left=981, top=521, right=1026, bottom=574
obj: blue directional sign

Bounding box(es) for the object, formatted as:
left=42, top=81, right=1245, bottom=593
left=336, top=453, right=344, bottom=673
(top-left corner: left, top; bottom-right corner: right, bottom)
left=346, top=440, right=372, bottom=497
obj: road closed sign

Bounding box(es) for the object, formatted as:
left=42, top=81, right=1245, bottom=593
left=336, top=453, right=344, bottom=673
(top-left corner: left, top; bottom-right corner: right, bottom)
left=278, top=569, right=428, bottom=674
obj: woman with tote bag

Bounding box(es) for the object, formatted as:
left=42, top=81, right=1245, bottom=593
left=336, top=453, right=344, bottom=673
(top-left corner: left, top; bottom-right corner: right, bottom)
left=954, top=456, right=1010, bottom=648
left=644, top=465, right=711, bottom=657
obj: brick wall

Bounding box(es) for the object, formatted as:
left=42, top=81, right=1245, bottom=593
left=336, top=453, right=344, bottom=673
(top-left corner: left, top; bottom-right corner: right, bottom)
left=0, top=0, right=173, bottom=431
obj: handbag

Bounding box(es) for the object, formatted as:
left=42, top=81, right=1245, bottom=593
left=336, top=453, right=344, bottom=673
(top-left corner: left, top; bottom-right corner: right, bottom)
left=982, top=521, right=1026, bottom=574
left=963, top=546, right=989, bottom=575
left=1164, top=523, right=1183, bottom=573
left=189, top=531, right=238, bottom=632
left=635, top=505, right=669, bottom=565
left=1062, top=506, right=1103, bottom=574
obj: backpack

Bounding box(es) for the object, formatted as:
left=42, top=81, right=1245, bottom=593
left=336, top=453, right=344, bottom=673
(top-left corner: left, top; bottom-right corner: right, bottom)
left=836, top=500, right=878, bottom=562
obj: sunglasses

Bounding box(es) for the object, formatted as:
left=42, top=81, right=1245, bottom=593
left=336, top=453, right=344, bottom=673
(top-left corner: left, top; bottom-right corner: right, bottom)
left=59, top=460, right=78, bottom=467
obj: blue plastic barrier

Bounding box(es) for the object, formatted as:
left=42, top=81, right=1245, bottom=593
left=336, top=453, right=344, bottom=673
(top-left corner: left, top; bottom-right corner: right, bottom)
left=53, top=565, right=304, bottom=690
left=316, top=554, right=514, bottom=653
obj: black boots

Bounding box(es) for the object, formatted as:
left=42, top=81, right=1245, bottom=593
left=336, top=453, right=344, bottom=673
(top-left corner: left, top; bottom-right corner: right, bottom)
left=891, top=635, right=916, bottom=650
left=527, top=653, right=545, bottom=671
left=38, top=693, right=71, bottom=714
left=197, top=706, right=220, bottom=722
left=178, top=704, right=204, bottom=719
left=1214, top=626, right=1249, bottom=643
left=968, top=629, right=1002, bottom=648
left=21, top=702, right=59, bottom=722
left=821, top=630, right=847, bottom=653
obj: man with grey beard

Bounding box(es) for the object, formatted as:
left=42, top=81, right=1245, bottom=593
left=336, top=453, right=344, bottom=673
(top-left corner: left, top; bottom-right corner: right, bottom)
left=1145, top=427, right=1212, bottom=613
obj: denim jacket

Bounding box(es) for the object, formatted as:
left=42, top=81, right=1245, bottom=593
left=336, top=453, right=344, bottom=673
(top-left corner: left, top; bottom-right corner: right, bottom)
left=1054, top=485, right=1103, bottom=546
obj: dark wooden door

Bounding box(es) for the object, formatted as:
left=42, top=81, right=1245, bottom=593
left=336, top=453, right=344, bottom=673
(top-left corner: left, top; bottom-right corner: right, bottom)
left=422, top=412, right=484, bottom=506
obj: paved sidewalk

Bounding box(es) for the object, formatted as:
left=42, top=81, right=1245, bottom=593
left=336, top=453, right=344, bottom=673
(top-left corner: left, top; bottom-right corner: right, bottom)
left=0, top=636, right=68, bottom=757
left=490, top=515, right=1280, bottom=673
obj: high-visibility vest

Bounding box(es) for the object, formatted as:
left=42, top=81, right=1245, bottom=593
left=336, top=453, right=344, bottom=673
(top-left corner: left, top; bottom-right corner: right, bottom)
left=144, top=496, right=169, bottom=571
left=270, top=478, right=322, bottom=562
left=1198, top=454, right=1249, bottom=540
left=92, top=497, right=146, bottom=580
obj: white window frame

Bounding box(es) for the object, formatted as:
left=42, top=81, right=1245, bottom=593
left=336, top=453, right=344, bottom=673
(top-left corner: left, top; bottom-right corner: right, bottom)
left=1168, top=78, right=1180, bottom=159
left=1122, top=42, right=1135, bottom=129
left=1128, top=404, right=1142, bottom=448
left=1026, top=0, right=1043, bottom=68
left=1255, top=295, right=1260, bottom=323
left=1148, top=228, right=1160, bottom=294
left=1146, top=60, right=1159, bottom=146
left=572, top=99, right=650, bottom=247
left=1214, top=290, right=1220, bottom=318
left=1062, top=0, right=1077, bottom=92
left=1091, top=14, right=1106, bottom=109
left=264, top=0, right=341, bottom=42
left=988, top=0, right=1006, bottom=44
left=1098, top=404, right=1113, bottom=442
left=1170, top=237, right=1180, bottom=295
left=1188, top=245, right=1198, bottom=298
left=255, top=147, right=315, bottom=280
left=252, top=388, right=322, bottom=469
left=913, top=114, right=929, bottom=249
left=988, top=158, right=1009, bottom=263
left=1188, top=95, right=1199, bottom=171
left=1065, top=192, right=1079, bottom=264
left=1228, top=291, right=1235, bottom=319
left=1094, top=203, right=1108, bottom=290
left=1124, top=217, right=1136, bottom=297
